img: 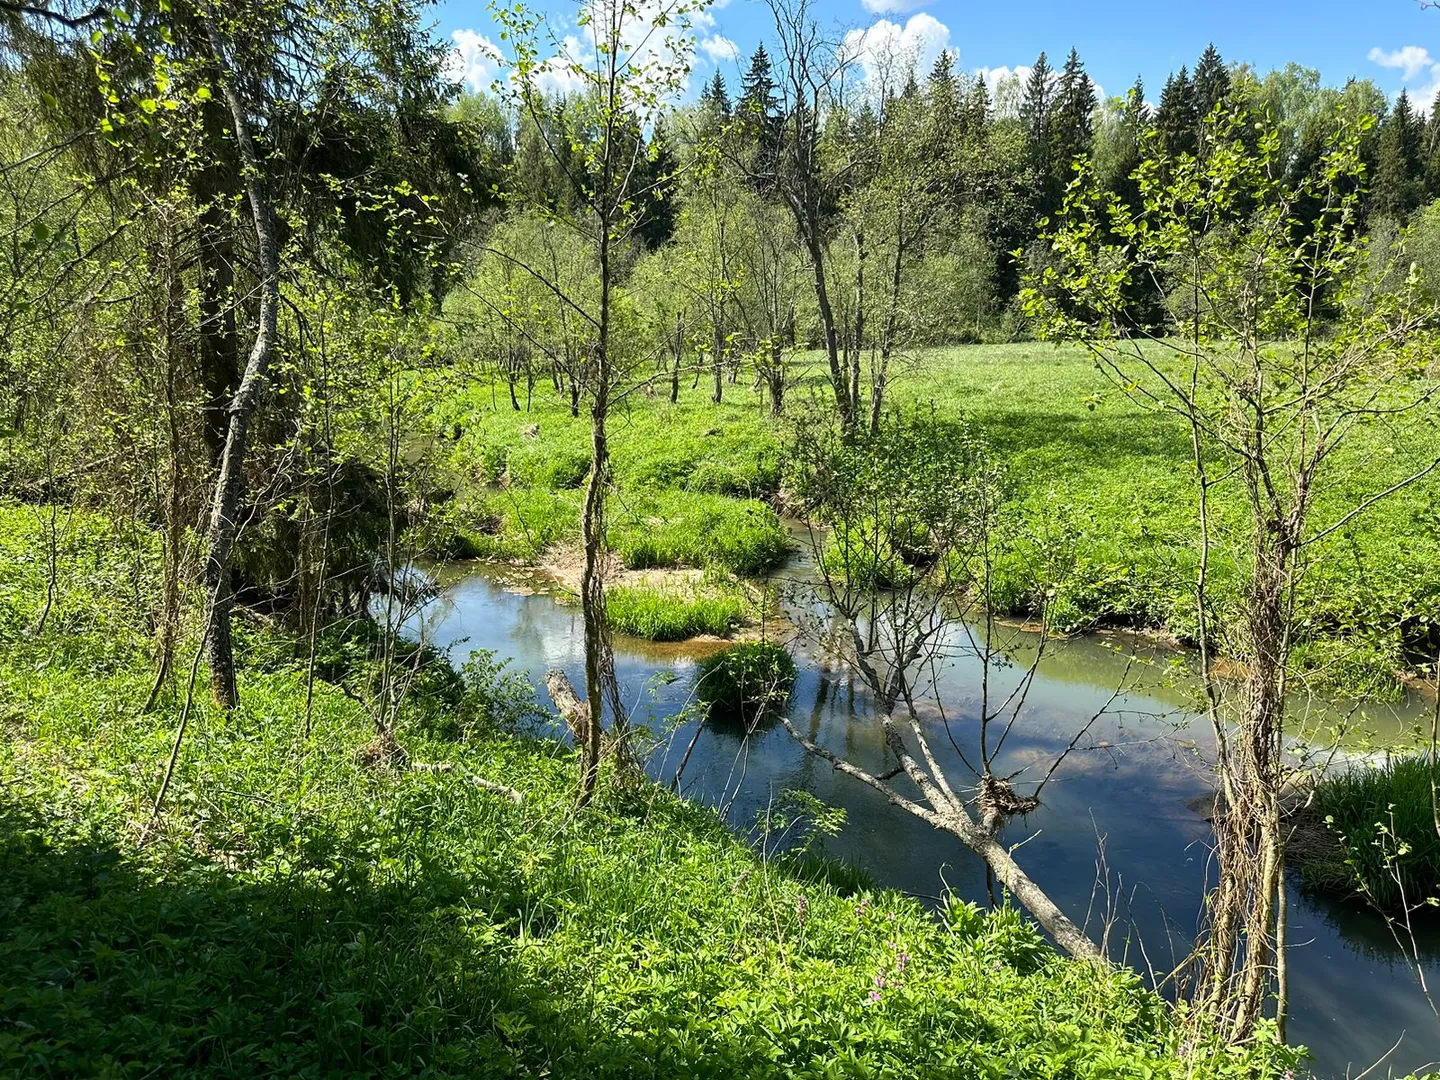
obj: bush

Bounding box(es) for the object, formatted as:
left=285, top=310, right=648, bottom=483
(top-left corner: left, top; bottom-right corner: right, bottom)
left=607, top=584, right=746, bottom=641
left=1301, top=756, right=1440, bottom=912
left=695, top=642, right=797, bottom=729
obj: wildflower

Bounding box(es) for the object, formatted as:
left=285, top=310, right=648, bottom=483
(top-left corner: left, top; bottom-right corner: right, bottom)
left=896, top=952, right=910, bottom=974
left=855, top=898, right=870, bottom=916
left=1177, top=1040, right=1193, bottom=1059
left=1282, top=1072, right=1295, bottom=1080
left=795, top=894, right=808, bottom=926
left=874, top=975, right=887, bottom=989
left=867, top=989, right=882, bottom=1004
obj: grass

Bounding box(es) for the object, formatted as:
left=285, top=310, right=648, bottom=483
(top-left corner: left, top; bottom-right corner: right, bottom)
left=606, top=582, right=747, bottom=641
left=695, top=642, right=799, bottom=730
left=0, top=505, right=1305, bottom=1079
left=426, top=343, right=1440, bottom=693
left=1302, top=757, right=1440, bottom=913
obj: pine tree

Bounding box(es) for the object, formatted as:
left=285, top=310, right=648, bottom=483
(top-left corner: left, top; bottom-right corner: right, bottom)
left=702, top=71, right=731, bottom=117
left=1193, top=44, right=1231, bottom=121
left=1155, top=66, right=1198, bottom=158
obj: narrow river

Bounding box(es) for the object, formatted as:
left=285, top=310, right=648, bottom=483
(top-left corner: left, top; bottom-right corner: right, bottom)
left=414, top=555, right=1440, bottom=1079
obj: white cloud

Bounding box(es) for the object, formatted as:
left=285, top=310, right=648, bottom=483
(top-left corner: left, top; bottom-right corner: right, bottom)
left=1368, top=45, right=1435, bottom=82
left=446, top=29, right=503, bottom=93
left=1368, top=44, right=1440, bottom=109
left=700, top=35, right=740, bottom=63
left=840, top=13, right=951, bottom=98
left=860, top=0, right=927, bottom=13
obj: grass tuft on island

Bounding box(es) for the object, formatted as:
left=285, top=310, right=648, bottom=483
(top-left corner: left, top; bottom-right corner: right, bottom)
left=1297, top=757, right=1440, bottom=913
left=606, top=582, right=747, bottom=641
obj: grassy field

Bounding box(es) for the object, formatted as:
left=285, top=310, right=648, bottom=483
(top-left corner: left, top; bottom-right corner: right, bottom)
left=0, top=506, right=1305, bottom=1079
left=425, top=343, right=1440, bottom=692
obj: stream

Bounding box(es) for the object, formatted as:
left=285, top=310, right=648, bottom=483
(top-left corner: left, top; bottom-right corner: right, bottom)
left=413, top=551, right=1440, bottom=1079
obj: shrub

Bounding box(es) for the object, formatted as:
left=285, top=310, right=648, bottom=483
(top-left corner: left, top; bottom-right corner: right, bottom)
left=1302, top=756, right=1440, bottom=912
left=607, top=584, right=746, bottom=641
left=695, top=642, right=797, bottom=729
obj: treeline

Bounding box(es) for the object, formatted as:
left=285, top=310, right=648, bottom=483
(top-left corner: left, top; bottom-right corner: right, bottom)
left=451, top=38, right=1440, bottom=437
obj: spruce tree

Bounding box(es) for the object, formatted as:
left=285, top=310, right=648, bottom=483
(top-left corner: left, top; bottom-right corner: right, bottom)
left=1426, top=90, right=1440, bottom=199
left=702, top=71, right=731, bottom=117
left=1155, top=66, right=1198, bottom=158
left=739, top=45, right=779, bottom=126
left=1373, top=91, right=1425, bottom=220
left=1193, top=44, right=1231, bottom=121
left=1020, top=52, right=1054, bottom=152
left=1051, top=48, right=1097, bottom=166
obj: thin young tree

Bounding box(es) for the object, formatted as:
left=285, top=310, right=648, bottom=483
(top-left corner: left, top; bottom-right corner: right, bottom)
left=489, top=0, right=704, bottom=804
left=1026, top=106, right=1440, bottom=1037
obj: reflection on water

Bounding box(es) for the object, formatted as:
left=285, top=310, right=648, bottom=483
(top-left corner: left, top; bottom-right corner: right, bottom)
left=416, top=562, right=1440, bottom=1080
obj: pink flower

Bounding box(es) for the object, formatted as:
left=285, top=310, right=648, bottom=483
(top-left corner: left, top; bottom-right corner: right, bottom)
left=867, top=989, right=882, bottom=1004
left=795, top=894, right=808, bottom=925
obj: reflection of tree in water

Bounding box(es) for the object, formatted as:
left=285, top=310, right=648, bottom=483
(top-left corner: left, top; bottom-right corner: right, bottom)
left=1293, top=876, right=1440, bottom=970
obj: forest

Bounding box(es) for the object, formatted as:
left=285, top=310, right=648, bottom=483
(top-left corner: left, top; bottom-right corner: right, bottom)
left=2, top=0, right=1440, bottom=1076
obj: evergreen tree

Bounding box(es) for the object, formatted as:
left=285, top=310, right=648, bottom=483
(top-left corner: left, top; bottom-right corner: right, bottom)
left=1373, top=91, right=1425, bottom=220
left=1425, top=89, right=1440, bottom=199
left=1051, top=48, right=1097, bottom=168
left=1193, top=44, right=1231, bottom=121
left=1020, top=51, right=1055, bottom=157
left=739, top=45, right=779, bottom=128
left=701, top=71, right=731, bottom=118
left=1155, top=66, right=1198, bottom=158
left=928, top=49, right=962, bottom=137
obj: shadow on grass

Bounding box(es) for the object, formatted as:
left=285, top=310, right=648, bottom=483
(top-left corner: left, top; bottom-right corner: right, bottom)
left=0, top=785, right=786, bottom=1079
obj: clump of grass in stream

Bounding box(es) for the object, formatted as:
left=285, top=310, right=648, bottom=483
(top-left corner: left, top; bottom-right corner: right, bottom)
left=606, top=583, right=746, bottom=641
left=695, top=642, right=798, bottom=730
left=1301, top=757, right=1440, bottom=912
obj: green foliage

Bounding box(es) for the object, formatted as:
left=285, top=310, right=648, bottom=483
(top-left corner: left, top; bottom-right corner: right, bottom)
left=610, top=492, right=790, bottom=576
left=0, top=511, right=1307, bottom=1079
left=695, top=642, right=797, bottom=729
left=606, top=583, right=747, bottom=641
left=1304, top=757, right=1440, bottom=913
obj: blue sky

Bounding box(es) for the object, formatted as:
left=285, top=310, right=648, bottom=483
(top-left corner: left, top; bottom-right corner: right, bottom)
left=435, top=0, right=1440, bottom=109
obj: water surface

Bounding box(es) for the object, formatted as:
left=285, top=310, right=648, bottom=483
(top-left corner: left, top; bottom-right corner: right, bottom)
left=417, top=560, right=1440, bottom=1079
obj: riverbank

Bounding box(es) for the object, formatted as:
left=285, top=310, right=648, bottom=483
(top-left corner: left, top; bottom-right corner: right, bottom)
left=422, top=342, right=1440, bottom=696
left=0, top=506, right=1303, bottom=1079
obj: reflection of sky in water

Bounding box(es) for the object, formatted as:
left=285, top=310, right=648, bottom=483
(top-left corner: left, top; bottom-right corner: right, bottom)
left=414, top=566, right=1440, bottom=1080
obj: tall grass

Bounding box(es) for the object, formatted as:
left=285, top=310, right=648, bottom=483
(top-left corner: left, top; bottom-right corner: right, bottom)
left=1306, top=756, right=1440, bottom=912
left=606, top=583, right=746, bottom=641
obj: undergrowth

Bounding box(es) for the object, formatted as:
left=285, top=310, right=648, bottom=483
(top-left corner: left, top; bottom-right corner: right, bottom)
left=0, top=503, right=1308, bottom=1079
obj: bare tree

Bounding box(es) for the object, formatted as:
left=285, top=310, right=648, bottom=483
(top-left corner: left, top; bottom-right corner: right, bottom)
left=782, top=409, right=1117, bottom=962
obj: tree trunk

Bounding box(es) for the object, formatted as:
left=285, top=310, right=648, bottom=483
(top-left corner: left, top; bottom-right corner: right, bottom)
left=196, top=193, right=239, bottom=468
left=201, top=33, right=281, bottom=709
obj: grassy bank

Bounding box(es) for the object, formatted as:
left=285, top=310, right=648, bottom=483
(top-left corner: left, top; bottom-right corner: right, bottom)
left=0, top=506, right=1304, bottom=1078
left=425, top=344, right=1440, bottom=692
